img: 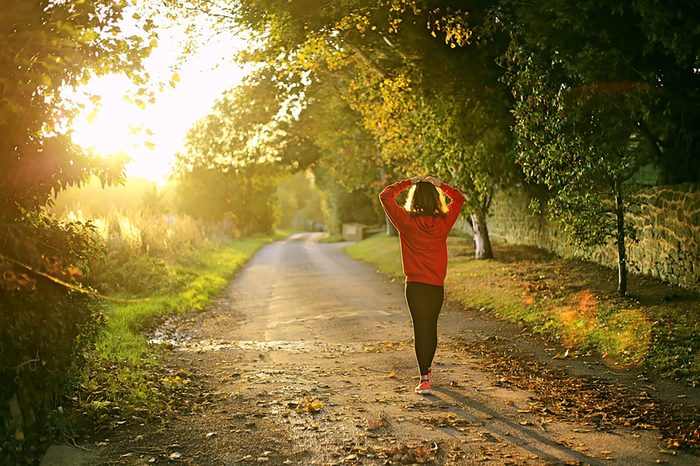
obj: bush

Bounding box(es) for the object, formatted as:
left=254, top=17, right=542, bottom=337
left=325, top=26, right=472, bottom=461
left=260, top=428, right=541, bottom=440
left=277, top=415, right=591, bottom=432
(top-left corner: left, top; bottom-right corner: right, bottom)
left=0, top=206, right=239, bottom=460
left=1, top=283, right=103, bottom=459
left=66, top=209, right=209, bottom=296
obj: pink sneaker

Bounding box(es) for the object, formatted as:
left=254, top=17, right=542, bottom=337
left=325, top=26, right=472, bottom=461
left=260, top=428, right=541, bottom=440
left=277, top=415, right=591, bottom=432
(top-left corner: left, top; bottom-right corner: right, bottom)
left=415, top=379, right=431, bottom=395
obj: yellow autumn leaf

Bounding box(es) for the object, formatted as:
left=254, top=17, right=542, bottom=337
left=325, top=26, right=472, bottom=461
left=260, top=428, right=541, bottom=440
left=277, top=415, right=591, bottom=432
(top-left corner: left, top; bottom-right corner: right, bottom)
left=309, top=399, right=324, bottom=412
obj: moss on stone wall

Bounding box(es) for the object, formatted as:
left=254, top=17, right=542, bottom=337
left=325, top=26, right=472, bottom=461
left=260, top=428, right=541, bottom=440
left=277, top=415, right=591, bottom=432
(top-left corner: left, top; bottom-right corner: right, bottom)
left=485, top=184, right=700, bottom=291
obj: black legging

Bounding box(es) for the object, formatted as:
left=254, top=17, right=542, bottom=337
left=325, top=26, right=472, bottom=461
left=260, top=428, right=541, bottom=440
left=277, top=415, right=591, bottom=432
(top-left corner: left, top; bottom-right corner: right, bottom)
left=405, top=281, right=444, bottom=376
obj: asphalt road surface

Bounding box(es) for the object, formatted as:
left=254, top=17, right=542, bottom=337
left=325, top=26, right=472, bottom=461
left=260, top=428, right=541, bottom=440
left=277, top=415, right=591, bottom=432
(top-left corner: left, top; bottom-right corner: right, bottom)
left=84, top=232, right=698, bottom=465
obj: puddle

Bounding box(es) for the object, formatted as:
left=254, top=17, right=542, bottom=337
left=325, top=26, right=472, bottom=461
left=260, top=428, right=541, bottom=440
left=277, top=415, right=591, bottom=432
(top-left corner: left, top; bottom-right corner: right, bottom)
left=149, top=317, right=410, bottom=354
left=150, top=327, right=193, bottom=346
left=150, top=336, right=365, bottom=354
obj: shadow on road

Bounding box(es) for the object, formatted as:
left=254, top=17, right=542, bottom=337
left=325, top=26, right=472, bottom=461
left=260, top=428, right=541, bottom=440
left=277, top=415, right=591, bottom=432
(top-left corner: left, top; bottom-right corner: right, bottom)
left=431, top=385, right=605, bottom=465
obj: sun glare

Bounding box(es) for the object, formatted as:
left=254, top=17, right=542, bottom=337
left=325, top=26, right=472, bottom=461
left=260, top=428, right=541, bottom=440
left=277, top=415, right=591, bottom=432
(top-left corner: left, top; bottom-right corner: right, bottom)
left=68, top=18, right=251, bottom=186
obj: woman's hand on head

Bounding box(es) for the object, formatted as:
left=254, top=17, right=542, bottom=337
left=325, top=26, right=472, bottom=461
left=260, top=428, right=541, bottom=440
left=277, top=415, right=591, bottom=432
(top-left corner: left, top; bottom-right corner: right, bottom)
left=410, top=175, right=425, bottom=185
left=426, top=176, right=442, bottom=187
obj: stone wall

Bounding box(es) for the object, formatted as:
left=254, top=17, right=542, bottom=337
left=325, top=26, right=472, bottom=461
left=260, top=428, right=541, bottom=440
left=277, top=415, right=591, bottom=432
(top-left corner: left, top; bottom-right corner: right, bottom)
left=484, top=184, right=700, bottom=292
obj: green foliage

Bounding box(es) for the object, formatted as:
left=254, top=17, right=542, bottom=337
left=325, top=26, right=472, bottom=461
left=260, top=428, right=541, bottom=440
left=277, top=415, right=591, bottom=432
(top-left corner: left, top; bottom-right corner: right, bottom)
left=175, top=165, right=279, bottom=236
left=172, top=0, right=522, bottom=257
left=94, top=254, right=188, bottom=297
left=0, top=1, right=156, bottom=455
left=314, top=166, right=383, bottom=234
left=181, top=71, right=295, bottom=170
left=296, top=78, right=383, bottom=193
left=0, top=0, right=155, bottom=217
left=0, top=213, right=105, bottom=457
left=1, top=260, right=104, bottom=456
left=505, top=0, right=700, bottom=190
left=340, top=2, right=518, bottom=216
left=175, top=0, right=699, bottom=256
left=0, top=210, right=100, bottom=288
left=276, top=171, right=325, bottom=231
left=174, top=71, right=291, bottom=236
left=499, top=0, right=700, bottom=292
left=0, top=289, right=105, bottom=458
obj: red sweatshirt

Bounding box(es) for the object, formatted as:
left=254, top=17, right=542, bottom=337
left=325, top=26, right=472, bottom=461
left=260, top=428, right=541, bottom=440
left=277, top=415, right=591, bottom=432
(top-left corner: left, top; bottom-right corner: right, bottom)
left=379, top=179, right=466, bottom=286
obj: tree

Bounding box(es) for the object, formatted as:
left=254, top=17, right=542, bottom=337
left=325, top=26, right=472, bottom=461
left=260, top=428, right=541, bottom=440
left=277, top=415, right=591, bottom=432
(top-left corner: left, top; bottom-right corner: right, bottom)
left=174, top=72, right=288, bottom=234
left=0, top=0, right=156, bottom=450
left=336, top=2, right=518, bottom=258
left=184, top=0, right=520, bottom=258
left=276, top=171, right=324, bottom=231
left=0, top=0, right=155, bottom=217
left=503, top=0, right=700, bottom=295
left=175, top=164, right=279, bottom=235
left=1, top=0, right=157, bottom=287
left=286, top=77, right=388, bottom=234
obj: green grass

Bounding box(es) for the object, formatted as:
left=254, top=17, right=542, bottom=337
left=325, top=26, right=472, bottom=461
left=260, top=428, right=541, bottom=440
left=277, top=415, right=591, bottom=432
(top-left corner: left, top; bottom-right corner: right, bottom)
left=76, top=236, right=273, bottom=427
left=344, top=233, right=403, bottom=276
left=96, top=238, right=267, bottom=363
left=272, top=229, right=298, bottom=241
left=317, top=232, right=344, bottom=243
left=345, top=233, right=700, bottom=384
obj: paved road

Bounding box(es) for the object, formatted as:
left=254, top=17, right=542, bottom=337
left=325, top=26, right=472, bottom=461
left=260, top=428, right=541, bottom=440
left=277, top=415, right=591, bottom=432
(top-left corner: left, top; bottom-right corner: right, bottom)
left=86, top=233, right=698, bottom=465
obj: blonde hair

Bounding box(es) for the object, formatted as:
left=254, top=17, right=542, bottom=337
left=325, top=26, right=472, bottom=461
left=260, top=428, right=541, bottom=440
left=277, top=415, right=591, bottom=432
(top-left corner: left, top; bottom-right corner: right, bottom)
left=404, top=181, right=448, bottom=217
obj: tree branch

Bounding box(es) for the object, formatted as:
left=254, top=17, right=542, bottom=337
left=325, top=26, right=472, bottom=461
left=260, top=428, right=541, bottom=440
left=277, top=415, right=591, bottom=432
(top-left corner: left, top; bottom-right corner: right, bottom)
left=345, top=42, right=388, bottom=79
left=637, top=119, right=667, bottom=157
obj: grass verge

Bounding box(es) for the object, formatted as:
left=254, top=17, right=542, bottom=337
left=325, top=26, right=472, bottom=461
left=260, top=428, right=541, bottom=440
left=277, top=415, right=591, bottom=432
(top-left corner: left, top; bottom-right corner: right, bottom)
left=318, top=232, right=345, bottom=243
left=345, top=233, right=700, bottom=385
left=71, top=236, right=273, bottom=433
left=96, top=238, right=267, bottom=363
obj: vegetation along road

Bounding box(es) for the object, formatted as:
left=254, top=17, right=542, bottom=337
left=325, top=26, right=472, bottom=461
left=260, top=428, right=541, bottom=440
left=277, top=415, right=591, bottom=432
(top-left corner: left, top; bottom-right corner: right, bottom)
left=81, top=233, right=698, bottom=465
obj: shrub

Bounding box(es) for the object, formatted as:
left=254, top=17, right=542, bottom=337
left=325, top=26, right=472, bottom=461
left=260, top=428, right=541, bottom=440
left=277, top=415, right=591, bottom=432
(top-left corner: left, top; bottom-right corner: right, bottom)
left=0, top=214, right=104, bottom=459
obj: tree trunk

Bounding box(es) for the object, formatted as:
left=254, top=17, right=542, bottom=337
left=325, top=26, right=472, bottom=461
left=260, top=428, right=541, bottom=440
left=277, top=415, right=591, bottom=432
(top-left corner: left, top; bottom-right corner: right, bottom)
left=614, top=180, right=628, bottom=296
left=470, top=211, right=493, bottom=259
left=385, top=216, right=397, bottom=236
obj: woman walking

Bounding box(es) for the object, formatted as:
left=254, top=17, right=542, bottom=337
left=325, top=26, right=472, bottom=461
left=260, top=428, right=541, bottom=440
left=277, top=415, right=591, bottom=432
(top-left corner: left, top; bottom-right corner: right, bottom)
left=379, top=175, right=465, bottom=395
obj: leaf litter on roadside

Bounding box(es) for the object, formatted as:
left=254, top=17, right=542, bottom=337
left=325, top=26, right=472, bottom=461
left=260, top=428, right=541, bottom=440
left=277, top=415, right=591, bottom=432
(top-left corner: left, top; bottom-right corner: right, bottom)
left=339, top=440, right=439, bottom=464
left=362, top=340, right=411, bottom=353
left=455, top=337, right=700, bottom=451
